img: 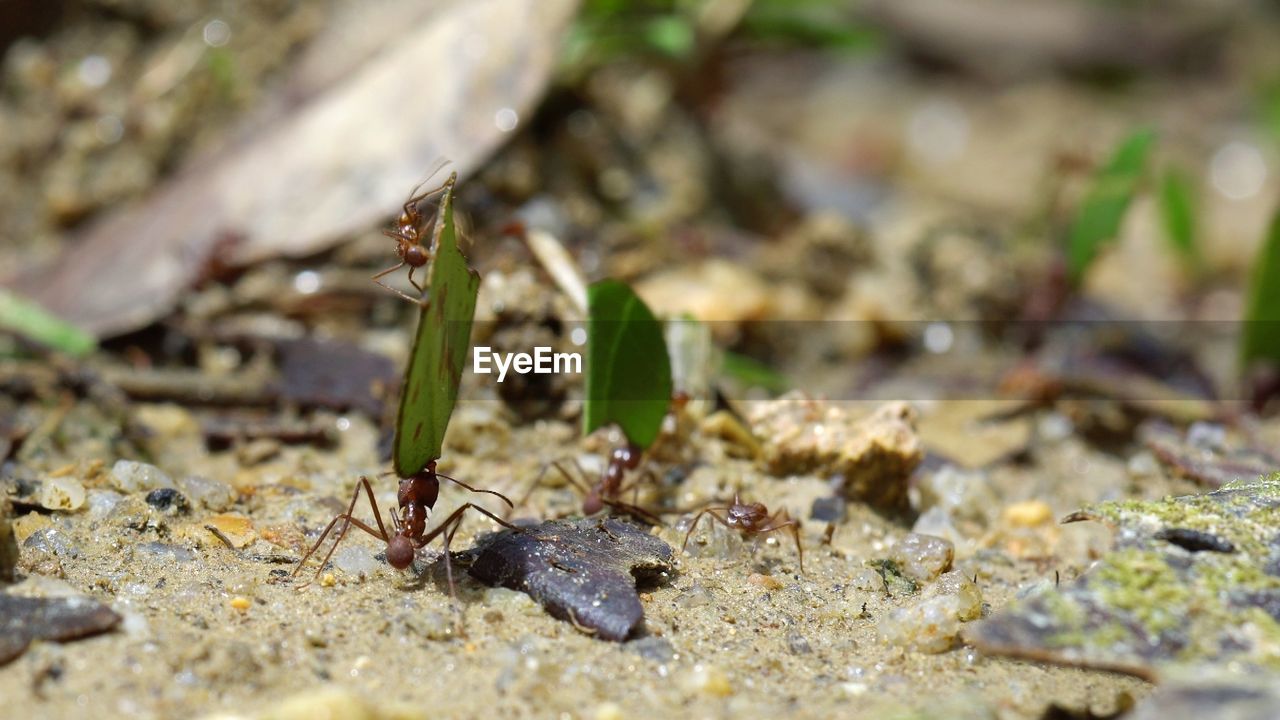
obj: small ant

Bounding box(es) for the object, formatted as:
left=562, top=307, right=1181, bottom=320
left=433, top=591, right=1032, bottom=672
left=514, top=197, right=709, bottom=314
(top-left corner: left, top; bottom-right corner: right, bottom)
left=372, top=169, right=456, bottom=305
left=681, top=496, right=804, bottom=573
left=516, top=442, right=663, bottom=524
left=294, top=461, right=519, bottom=616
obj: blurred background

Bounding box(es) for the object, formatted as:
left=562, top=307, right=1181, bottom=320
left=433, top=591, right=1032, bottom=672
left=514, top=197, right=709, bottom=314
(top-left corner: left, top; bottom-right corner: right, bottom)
left=1, top=0, right=1278, bottom=406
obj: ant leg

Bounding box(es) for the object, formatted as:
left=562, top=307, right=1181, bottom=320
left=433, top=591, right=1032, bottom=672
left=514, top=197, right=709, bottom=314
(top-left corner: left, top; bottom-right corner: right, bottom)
left=406, top=264, right=428, bottom=295
left=436, top=472, right=514, bottom=508
left=371, top=261, right=427, bottom=306
left=510, top=460, right=591, bottom=518
left=294, top=477, right=390, bottom=585
left=758, top=510, right=804, bottom=574
left=601, top=499, right=663, bottom=526
left=680, top=508, right=731, bottom=553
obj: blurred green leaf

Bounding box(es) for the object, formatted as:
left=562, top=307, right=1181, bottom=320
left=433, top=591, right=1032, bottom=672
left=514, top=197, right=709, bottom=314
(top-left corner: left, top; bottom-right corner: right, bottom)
left=0, top=289, right=96, bottom=357
left=741, top=3, right=879, bottom=51
left=1241, top=207, right=1280, bottom=370
left=720, top=351, right=789, bottom=394
left=584, top=280, right=673, bottom=449
left=1066, top=128, right=1156, bottom=285
left=393, top=174, right=480, bottom=477
left=643, top=16, right=696, bottom=58
left=1158, top=168, right=1201, bottom=270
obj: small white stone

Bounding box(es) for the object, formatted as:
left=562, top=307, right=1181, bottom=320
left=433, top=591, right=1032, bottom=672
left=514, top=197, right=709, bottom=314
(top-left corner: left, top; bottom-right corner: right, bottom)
left=890, top=533, right=954, bottom=582
left=332, top=545, right=380, bottom=579
left=109, top=460, right=174, bottom=494
left=40, top=477, right=86, bottom=512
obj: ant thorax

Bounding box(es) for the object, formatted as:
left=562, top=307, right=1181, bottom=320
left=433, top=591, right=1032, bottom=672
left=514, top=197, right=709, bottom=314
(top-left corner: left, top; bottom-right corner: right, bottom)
left=727, top=502, right=769, bottom=528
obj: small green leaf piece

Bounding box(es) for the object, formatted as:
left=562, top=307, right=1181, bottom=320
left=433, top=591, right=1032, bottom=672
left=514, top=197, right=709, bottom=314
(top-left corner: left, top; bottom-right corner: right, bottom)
left=0, top=289, right=96, bottom=357
left=1241, top=207, right=1280, bottom=370
left=584, top=280, right=673, bottom=450
left=1066, top=128, right=1156, bottom=285
left=1158, top=168, right=1200, bottom=269
left=393, top=174, right=481, bottom=477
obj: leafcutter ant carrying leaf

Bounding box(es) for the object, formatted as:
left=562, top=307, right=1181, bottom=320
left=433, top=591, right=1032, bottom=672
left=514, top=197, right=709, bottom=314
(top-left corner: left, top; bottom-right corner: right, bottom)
left=295, top=174, right=519, bottom=625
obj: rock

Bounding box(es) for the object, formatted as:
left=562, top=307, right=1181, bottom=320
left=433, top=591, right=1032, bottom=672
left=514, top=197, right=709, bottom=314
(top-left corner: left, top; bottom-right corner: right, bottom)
left=39, top=476, right=86, bottom=512
left=176, top=475, right=236, bottom=512
left=0, top=594, right=121, bottom=666
left=203, top=513, right=256, bottom=549
left=681, top=664, right=734, bottom=697
left=108, top=460, right=175, bottom=494
left=746, top=394, right=922, bottom=512
left=889, top=533, right=954, bottom=583
left=469, top=517, right=674, bottom=641
left=971, top=476, right=1280, bottom=680
left=1002, top=500, right=1053, bottom=528
left=878, top=571, right=982, bottom=654
left=144, top=488, right=189, bottom=514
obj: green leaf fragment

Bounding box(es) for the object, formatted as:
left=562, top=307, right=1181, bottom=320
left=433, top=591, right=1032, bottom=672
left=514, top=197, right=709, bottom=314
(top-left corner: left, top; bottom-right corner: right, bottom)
left=393, top=174, right=481, bottom=478
left=1241, top=206, right=1280, bottom=370
left=0, top=289, right=96, bottom=357
left=584, top=280, right=673, bottom=450
left=1066, top=128, right=1156, bottom=285
left=1157, top=168, right=1200, bottom=269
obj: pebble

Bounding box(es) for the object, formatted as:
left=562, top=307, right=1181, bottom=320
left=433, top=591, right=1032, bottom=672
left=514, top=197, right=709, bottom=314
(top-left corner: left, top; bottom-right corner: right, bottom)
left=595, top=702, right=624, bottom=720
left=145, top=488, right=189, bottom=514
left=205, top=513, right=256, bottom=548
left=85, top=489, right=124, bottom=519
left=252, top=687, right=396, bottom=720
left=39, top=476, right=86, bottom=512
left=746, top=395, right=923, bottom=512
left=332, top=545, right=379, bottom=579
left=108, top=460, right=175, bottom=494
left=877, top=570, right=983, bottom=653
left=1002, top=500, right=1053, bottom=528
left=176, top=475, right=236, bottom=512
left=23, top=527, right=77, bottom=558
left=626, top=636, right=676, bottom=663
left=889, top=533, right=954, bottom=582
left=229, top=596, right=251, bottom=612
left=747, top=573, right=783, bottom=590
left=849, top=567, right=886, bottom=593
left=683, top=664, right=733, bottom=697
left=11, top=513, right=52, bottom=544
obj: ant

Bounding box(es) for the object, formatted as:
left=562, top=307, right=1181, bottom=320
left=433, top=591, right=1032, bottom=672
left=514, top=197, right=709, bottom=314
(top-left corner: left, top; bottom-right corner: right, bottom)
left=293, top=461, right=519, bottom=618
left=372, top=169, right=456, bottom=305
left=517, top=442, right=663, bottom=524
left=681, top=495, right=804, bottom=573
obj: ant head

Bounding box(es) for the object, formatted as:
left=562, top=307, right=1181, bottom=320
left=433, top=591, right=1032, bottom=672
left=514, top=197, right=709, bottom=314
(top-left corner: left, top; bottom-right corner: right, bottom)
left=387, top=534, right=415, bottom=570
left=610, top=444, right=642, bottom=471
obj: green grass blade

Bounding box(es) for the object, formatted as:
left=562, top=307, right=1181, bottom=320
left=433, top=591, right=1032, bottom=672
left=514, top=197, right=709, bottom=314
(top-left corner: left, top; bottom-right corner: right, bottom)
left=584, top=280, right=672, bottom=450
left=1158, top=168, right=1200, bottom=269
left=393, top=174, right=481, bottom=477
left=1241, top=206, right=1280, bottom=369
left=720, top=351, right=789, bottom=394
left=0, top=288, right=96, bottom=357
left=1066, top=128, right=1156, bottom=285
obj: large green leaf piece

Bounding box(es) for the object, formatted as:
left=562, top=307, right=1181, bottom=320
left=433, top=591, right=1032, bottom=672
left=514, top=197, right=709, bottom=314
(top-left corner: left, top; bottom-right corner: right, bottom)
left=1241, top=207, right=1280, bottom=370
left=1066, top=128, right=1156, bottom=284
left=1158, top=168, right=1200, bottom=270
left=393, top=174, right=481, bottom=477
left=584, top=280, right=672, bottom=450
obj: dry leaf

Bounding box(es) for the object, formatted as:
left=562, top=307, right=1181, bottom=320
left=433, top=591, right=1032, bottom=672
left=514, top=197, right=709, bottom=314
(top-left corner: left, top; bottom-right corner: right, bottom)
left=10, top=0, right=578, bottom=337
